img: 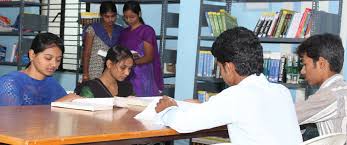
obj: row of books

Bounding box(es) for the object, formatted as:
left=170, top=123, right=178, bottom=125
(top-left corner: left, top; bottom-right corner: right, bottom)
left=263, top=53, right=301, bottom=84
left=197, top=50, right=221, bottom=79
left=79, top=12, right=127, bottom=27
left=253, top=8, right=313, bottom=38
left=205, top=9, right=238, bottom=37
left=79, top=12, right=101, bottom=27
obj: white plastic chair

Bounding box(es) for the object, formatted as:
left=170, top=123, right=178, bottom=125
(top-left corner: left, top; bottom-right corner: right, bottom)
left=300, top=133, right=347, bottom=145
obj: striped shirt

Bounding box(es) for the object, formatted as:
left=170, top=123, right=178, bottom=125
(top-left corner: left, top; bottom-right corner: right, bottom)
left=296, top=74, right=347, bottom=135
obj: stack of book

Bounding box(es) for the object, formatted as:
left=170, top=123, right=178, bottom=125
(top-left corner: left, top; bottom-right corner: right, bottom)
left=205, top=9, right=238, bottom=37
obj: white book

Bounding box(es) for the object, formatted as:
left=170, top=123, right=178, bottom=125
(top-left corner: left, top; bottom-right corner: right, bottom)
left=51, top=101, right=113, bottom=111
left=51, top=97, right=162, bottom=111
left=286, top=12, right=303, bottom=38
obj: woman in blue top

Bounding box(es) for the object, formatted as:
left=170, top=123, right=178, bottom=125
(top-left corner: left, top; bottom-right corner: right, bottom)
left=0, top=33, right=81, bottom=106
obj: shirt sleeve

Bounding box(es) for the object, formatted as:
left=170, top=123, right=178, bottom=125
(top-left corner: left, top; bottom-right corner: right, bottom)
left=158, top=94, right=233, bottom=133
left=295, top=91, right=337, bottom=124
left=0, top=78, right=22, bottom=106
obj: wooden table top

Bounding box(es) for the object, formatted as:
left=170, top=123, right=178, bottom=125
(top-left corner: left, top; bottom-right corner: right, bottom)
left=0, top=105, right=227, bottom=145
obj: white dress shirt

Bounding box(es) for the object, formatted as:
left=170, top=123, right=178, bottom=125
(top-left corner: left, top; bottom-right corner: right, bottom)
left=157, top=74, right=303, bottom=145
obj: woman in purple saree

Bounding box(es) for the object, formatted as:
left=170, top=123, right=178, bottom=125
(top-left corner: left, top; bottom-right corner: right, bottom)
left=120, top=1, right=163, bottom=97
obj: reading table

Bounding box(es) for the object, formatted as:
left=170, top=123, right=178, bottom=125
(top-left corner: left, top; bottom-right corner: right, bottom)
left=0, top=105, right=227, bottom=145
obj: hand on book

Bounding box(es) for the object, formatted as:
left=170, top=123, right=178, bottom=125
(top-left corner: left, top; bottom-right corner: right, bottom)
left=155, top=96, right=177, bottom=113
left=56, top=93, right=83, bottom=102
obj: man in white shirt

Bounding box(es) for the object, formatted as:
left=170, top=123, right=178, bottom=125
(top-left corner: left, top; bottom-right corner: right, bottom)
left=295, top=33, right=347, bottom=136
left=155, top=27, right=303, bottom=145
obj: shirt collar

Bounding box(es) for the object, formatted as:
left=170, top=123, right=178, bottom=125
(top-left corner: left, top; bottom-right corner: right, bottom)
left=238, top=73, right=267, bottom=86
left=320, top=74, right=344, bottom=89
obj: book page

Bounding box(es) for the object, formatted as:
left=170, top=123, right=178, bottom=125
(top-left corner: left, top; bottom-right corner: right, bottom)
left=114, top=96, right=162, bottom=108
left=72, top=98, right=115, bottom=106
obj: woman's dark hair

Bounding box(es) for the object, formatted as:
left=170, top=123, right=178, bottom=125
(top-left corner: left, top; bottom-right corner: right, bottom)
left=211, top=27, right=263, bottom=76
left=103, top=45, right=134, bottom=71
left=27, top=32, right=64, bottom=67
left=123, top=0, right=145, bottom=24
left=296, top=33, right=344, bottom=73
left=30, top=32, right=64, bottom=54
left=100, top=1, right=117, bottom=15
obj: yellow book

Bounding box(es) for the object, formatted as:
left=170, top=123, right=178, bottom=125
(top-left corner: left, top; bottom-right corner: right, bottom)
left=207, top=12, right=217, bottom=37
left=212, top=12, right=221, bottom=37
left=221, top=9, right=238, bottom=30
left=216, top=12, right=224, bottom=33
left=274, top=9, right=294, bottom=38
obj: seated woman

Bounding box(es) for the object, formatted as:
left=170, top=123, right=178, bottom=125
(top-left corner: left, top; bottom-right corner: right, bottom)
left=75, top=46, right=134, bottom=98
left=0, top=33, right=81, bottom=106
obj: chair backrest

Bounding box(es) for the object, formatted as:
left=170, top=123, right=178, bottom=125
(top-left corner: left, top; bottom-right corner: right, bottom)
left=300, top=133, right=347, bottom=145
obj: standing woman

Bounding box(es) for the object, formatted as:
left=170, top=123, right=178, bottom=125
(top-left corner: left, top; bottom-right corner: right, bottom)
left=83, top=1, right=123, bottom=81
left=119, top=0, right=163, bottom=97
left=0, top=33, right=81, bottom=106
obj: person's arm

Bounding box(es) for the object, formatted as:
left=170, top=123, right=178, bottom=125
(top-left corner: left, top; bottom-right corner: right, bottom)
left=296, top=92, right=337, bottom=124
left=82, top=28, right=94, bottom=82
left=55, top=93, right=83, bottom=102
left=155, top=95, right=233, bottom=133
left=134, top=41, right=154, bottom=65
left=135, top=26, right=157, bottom=65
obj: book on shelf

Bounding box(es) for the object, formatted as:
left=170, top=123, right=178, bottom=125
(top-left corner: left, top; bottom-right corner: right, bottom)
left=197, top=51, right=221, bottom=79
left=197, top=91, right=217, bottom=103
left=221, top=9, right=238, bottom=31
left=254, top=12, right=275, bottom=37
left=79, top=12, right=100, bottom=26
left=263, top=52, right=301, bottom=84
left=205, top=9, right=238, bottom=37
left=295, top=8, right=312, bottom=38
left=254, top=7, right=331, bottom=39
left=285, top=12, right=302, bottom=38
left=274, top=9, right=295, bottom=38
left=51, top=96, right=161, bottom=111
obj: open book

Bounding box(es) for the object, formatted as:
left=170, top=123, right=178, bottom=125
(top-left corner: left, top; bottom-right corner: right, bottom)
left=51, top=97, right=161, bottom=111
